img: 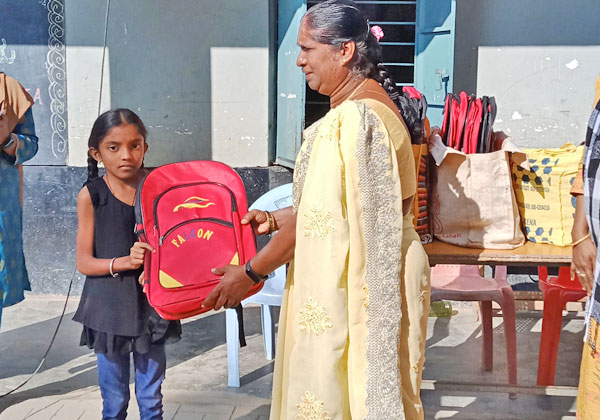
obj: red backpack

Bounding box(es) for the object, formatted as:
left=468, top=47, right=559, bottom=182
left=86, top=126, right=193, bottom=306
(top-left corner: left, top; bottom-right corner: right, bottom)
left=135, top=161, right=263, bottom=320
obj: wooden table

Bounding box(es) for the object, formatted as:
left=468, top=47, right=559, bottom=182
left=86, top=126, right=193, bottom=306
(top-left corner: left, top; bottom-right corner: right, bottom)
left=423, top=240, right=572, bottom=267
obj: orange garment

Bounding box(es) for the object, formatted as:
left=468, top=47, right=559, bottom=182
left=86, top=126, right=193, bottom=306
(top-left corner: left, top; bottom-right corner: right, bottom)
left=0, top=72, right=33, bottom=143
left=570, top=75, right=600, bottom=196
left=572, top=158, right=585, bottom=196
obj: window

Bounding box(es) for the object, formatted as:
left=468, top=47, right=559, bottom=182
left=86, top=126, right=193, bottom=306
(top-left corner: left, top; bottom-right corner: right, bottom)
left=304, top=0, right=418, bottom=127
left=274, top=0, right=456, bottom=166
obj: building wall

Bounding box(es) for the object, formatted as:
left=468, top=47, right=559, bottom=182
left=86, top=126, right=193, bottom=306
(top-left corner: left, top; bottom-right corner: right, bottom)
left=20, top=1, right=291, bottom=296
left=65, top=0, right=271, bottom=167
left=453, top=0, right=600, bottom=148
left=23, top=166, right=292, bottom=296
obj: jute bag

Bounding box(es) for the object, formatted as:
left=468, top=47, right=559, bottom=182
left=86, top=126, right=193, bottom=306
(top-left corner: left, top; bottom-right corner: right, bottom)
left=429, top=133, right=528, bottom=249
left=511, top=143, right=583, bottom=246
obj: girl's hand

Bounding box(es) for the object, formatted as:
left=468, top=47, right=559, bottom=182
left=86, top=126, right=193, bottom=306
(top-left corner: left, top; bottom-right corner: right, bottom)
left=242, top=210, right=272, bottom=235
left=138, top=271, right=148, bottom=293
left=571, top=237, right=596, bottom=294
left=128, top=242, right=154, bottom=269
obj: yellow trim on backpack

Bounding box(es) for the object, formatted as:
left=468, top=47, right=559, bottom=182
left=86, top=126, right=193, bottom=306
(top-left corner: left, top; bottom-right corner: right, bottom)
left=159, top=270, right=184, bottom=288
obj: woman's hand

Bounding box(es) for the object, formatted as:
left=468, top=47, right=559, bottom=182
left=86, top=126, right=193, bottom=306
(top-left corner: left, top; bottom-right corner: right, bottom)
left=1, top=133, right=18, bottom=156
left=571, top=194, right=595, bottom=294
left=571, top=237, right=596, bottom=294
left=242, top=209, right=273, bottom=235
left=127, top=242, right=154, bottom=270
left=202, top=264, right=255, bottom=310
left=202, top=207, right=297, bottom=311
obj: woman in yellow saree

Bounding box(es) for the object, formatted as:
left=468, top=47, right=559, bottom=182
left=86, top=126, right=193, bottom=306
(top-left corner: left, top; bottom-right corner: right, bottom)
left=203, top=1, right=430, bottom=418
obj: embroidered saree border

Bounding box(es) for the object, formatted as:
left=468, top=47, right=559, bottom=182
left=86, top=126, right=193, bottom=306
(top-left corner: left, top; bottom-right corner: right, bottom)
left=291, top=102, right=405, bottom=419
left=293, top=120, right=321, bottom=213
left=355, top=102, right=405, bottom=419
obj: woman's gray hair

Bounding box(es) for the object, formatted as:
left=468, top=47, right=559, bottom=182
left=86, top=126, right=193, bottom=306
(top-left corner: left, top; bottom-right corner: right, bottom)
left=304, top=0, right=423, bottom=142
left=304, top=0, right=380, bottom=79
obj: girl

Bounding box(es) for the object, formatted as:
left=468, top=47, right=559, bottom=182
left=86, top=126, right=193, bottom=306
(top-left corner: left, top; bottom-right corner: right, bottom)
left=74, top=109, right=181, bottom=420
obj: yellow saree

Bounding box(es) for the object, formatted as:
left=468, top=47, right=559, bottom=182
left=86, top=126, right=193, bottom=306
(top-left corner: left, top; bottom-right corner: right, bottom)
left=270, top=99, right=430, bottom=420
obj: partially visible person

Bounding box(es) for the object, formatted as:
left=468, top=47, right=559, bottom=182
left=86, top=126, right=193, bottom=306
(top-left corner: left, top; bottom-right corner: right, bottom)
left=74, top=109, right=181, bottom=420
left=574, top=75, right=600, bottom=419
left=202, top=1, right=431, bottom=418
left=570, top=173, right=596, bottom=293
left=570, top=76, right=600, bottom=292
left=0, top=72, right=37, bottom=329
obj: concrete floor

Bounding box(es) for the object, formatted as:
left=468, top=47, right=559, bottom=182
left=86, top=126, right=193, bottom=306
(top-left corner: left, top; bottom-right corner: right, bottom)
left=0, top=295, right=582, bottom=419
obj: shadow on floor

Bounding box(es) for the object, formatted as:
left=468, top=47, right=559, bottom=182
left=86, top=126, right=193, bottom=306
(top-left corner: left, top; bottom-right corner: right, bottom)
left=0, top=306, right=269, bottom=413
left=421, top=389, right=577, bottom=420
left=425, top=309, right=584, bottom=387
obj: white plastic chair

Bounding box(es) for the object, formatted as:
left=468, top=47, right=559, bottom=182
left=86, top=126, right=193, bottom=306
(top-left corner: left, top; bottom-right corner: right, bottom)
left=226, top=183, right=293, bottom=387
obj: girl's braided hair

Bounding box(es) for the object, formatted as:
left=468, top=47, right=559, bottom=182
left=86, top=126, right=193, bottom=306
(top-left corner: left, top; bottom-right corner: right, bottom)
left=86, top=108, right=147, bottom=183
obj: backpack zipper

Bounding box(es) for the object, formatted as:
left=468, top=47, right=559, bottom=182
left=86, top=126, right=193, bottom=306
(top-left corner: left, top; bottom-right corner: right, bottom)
left=159, top=218, right=234, bottom=246
left=153, top=182, right=238, bottom=232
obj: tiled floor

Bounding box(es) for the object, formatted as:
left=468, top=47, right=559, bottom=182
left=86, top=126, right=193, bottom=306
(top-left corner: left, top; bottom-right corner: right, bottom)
left=0, top=296, right=582, bottom=419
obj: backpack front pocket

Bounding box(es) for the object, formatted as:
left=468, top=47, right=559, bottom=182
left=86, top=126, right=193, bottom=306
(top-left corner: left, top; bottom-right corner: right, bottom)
left=157, top=218, right=240, bottom=289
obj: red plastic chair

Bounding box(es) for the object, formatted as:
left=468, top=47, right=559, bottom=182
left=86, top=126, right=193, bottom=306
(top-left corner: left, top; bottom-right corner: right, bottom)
left=536, top=266, right=587, bottom=386
left=430, top=265, right=517, bottom=386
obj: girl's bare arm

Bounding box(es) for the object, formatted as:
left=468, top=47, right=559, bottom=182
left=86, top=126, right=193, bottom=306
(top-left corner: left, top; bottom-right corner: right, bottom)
left=76, top=187, right=151, bottom=276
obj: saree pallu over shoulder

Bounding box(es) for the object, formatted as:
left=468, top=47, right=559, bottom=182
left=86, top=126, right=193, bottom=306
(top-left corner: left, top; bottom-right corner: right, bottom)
left=355, top=104, right=405, bottom=419
left=273, top=101, right=406, bottom=420
left=292, top=119, right=321, bottom=213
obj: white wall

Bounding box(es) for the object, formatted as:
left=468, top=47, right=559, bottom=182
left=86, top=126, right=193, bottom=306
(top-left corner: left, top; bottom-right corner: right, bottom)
left=210, top=48, right=269, bottom=167
left=477, top=46, right=600, bottom=148
left=454, top=0, right=600, bottom=148
left=65, top=0, right=271, bottom=167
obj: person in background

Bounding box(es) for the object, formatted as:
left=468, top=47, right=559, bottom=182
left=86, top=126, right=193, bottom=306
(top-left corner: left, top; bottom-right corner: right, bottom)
left=202, top=1, right=431, bottom=418
left=572, top=75, right=600, bottom=419
left=570, top=75, right=600, bottom=292
left=0, top=72, right=37, bottom=329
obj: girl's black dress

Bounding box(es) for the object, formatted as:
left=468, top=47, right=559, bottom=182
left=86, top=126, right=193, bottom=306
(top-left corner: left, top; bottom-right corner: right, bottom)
left=73, top=177, right=181, bottom=356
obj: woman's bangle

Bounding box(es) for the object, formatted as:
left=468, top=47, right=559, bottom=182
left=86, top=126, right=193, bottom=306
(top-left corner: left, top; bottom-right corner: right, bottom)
left=571, top=232, right=591, bottom=247
left=109, top=257, right=119, bottom=277
left=2, top=134, right=15, bottom=151
left=265, top=210, right=275, bottom=234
